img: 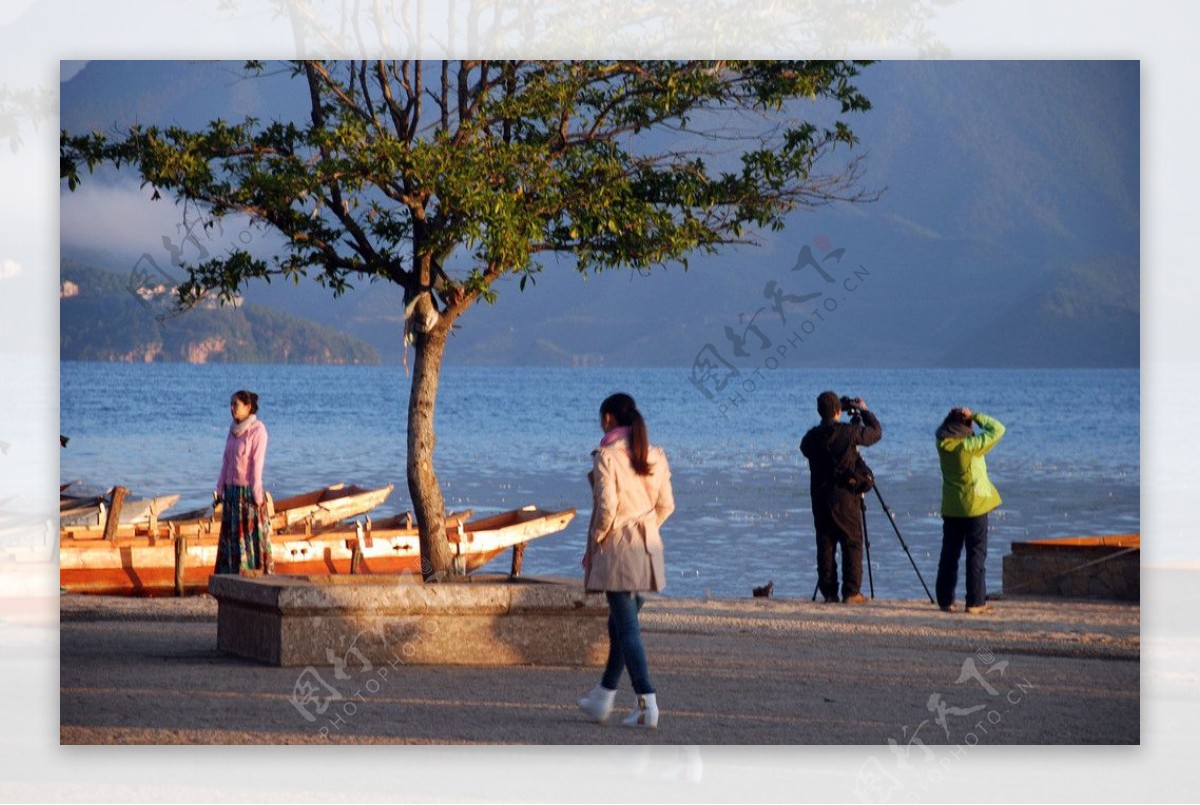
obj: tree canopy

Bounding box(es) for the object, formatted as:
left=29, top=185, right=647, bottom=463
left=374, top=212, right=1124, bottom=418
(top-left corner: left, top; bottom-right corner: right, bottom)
left=62, top=60, right=875, bottom=319
left=61, top=60, right=878, bottom=577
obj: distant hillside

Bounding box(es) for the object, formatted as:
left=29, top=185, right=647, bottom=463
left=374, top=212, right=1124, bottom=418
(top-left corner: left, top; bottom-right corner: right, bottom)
left=939, top=255, right=1139, bottom=367
left=60, top=263, right=379, bottom=365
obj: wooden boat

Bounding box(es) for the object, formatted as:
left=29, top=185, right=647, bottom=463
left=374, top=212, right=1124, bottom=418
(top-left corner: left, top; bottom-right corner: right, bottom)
left=60, top=491, right=181, bottom=527
left=60, top=483, right=394, bottom=541
left=59, top=505, right=576, bottom=595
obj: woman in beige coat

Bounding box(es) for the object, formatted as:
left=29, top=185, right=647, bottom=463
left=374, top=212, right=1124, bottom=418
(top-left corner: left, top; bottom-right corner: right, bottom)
left=577, top=392, right=675, bottom=728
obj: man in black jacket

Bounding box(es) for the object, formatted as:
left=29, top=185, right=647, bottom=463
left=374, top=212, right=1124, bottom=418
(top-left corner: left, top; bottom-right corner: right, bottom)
left=800, top=391, right=883, bottom=603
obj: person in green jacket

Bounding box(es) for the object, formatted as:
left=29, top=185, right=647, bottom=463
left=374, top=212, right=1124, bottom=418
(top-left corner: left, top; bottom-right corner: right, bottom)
left=935, top=407, right=1005, bottom=614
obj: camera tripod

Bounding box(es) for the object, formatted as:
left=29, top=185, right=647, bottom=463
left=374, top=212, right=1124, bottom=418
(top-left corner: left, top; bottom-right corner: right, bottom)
left=810, top=474, right=935, bottom=604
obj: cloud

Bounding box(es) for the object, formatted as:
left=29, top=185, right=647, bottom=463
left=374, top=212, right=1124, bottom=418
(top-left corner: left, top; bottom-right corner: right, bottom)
left=885, top=213, right=941, bottom=241
left=0, top=259, right=21, bottom=279
left=60, top=178, right=284, bottom=268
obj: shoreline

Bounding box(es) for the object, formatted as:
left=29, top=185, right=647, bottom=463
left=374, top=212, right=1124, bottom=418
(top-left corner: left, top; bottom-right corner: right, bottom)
left=59, top=591, right=1138, bottom=744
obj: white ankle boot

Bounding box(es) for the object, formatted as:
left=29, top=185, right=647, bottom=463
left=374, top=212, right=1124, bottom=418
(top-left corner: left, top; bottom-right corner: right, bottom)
left=577, top=685, right=617, bottom=723
left=621, top=693, right=659, bottom=728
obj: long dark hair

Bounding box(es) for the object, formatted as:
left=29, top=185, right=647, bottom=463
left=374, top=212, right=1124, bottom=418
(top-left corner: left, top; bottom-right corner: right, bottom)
left=600, top=392, right=652, bottom=476
left=232, top=389, right=259, bottom=415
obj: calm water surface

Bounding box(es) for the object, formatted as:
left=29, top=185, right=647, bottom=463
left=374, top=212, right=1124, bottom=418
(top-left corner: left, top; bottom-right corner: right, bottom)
left=60, top=363, right=1139, bottom=600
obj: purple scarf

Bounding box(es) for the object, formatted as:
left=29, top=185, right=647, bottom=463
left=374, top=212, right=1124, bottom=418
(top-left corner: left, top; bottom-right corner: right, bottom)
left=600, top=426, right=630, bottom=447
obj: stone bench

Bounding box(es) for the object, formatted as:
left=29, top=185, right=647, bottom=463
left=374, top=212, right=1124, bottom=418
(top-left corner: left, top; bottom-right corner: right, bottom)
left=209, top=573, right=610, bottom=667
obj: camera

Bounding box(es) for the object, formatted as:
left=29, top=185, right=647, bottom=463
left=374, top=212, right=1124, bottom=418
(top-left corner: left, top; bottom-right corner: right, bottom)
left=840, top=395, right=861, bottom=416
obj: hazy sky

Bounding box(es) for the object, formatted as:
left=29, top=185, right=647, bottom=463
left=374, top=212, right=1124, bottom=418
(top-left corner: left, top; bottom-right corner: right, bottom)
left=58, top=60, right=1140, bottom=367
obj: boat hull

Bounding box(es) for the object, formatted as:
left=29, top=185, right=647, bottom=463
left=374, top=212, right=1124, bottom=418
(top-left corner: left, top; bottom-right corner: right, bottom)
left=60, top=506, right=575, bottom=595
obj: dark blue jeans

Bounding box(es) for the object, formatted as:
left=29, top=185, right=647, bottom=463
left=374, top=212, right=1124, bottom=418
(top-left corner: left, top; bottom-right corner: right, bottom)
left=600, top=592, right=655, bottom=695
left=936, top=514, right=989, bottom=608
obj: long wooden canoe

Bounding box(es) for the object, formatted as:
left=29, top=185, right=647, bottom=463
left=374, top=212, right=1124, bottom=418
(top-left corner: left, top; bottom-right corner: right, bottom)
left=60, top=492, right=181, bottom=527
left=58, top=505, right=575, bottom=595
left=60, top=483, right=394, bottom=541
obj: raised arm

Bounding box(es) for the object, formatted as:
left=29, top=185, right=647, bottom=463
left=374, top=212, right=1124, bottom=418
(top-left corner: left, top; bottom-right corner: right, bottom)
left=962, top=413, right=1005, bottom=455
left=855, top=408, right=882, bottom=447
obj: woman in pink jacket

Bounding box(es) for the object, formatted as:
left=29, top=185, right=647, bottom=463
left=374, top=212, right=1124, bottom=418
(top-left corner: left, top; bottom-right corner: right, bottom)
left=215, top=389, right=273, bottom=575
left=578, top=392, right=675, bottom=729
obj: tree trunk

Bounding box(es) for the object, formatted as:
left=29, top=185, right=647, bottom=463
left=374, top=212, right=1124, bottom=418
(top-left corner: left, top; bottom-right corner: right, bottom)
left=407, top=319, right=457, bottom=581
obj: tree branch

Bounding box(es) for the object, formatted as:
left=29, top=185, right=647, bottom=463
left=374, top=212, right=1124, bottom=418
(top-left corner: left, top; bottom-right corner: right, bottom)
left=373, top=60, right=409, bottom=138
left=302, top=62, right=384, bottom=270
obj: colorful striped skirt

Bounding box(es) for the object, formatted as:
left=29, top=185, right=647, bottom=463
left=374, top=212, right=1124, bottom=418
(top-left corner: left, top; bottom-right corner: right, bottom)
left=215, top=484, right=274, bottom=575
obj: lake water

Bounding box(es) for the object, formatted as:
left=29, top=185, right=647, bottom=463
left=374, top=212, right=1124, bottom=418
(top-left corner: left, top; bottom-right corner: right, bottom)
left=59, top=363, right=1140, bottom=600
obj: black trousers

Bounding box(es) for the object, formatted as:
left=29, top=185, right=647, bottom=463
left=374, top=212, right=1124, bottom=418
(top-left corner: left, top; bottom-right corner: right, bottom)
left=936, top=514, right=989, bottom=609
left=812, top=492, right=864, bottom=601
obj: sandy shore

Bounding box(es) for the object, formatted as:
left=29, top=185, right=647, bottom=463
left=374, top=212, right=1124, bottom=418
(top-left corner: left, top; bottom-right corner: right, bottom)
left=58, top=592, right=1138, bottom=745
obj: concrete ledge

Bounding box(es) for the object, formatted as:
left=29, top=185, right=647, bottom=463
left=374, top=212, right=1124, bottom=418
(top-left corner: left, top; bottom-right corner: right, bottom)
left=1003, top=540, right=1140, bottom=601
left=209, top=574, right=610, bottom=667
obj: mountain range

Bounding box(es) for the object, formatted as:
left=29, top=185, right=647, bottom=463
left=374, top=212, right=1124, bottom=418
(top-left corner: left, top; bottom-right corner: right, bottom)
left=61, top=263, right=378, bottom=365
left=59, top=60, right=1139, bottom=367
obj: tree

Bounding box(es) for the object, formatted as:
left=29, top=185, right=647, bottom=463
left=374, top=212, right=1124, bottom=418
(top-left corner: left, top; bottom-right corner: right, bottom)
left=61, top=60, right=878, bottom=579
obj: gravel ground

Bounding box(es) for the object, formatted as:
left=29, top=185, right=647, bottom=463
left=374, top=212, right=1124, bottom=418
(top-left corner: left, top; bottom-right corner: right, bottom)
left=58, top=592, right=1138, bottom=745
